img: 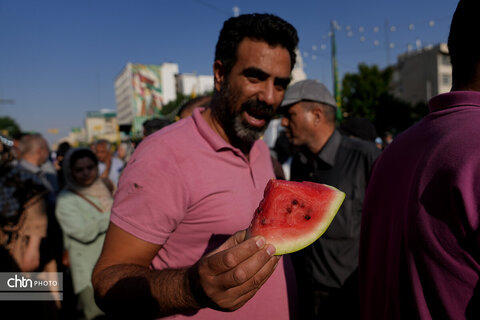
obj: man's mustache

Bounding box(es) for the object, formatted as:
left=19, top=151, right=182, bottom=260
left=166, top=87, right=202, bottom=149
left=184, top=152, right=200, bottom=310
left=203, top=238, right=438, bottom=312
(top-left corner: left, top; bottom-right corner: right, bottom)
left=240, top=100, right=275, bottom=120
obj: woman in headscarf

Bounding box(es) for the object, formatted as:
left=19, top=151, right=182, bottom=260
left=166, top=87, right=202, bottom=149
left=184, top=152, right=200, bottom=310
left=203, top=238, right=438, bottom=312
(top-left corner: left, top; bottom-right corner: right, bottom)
left=55, top=148, right=113, bottom=320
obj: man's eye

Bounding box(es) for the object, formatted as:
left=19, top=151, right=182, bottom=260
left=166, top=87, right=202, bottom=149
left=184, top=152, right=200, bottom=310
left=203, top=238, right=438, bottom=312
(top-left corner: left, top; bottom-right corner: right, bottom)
left=247, top=76, right=261, bottom=82
left=275, top=78, right=290, bottom=90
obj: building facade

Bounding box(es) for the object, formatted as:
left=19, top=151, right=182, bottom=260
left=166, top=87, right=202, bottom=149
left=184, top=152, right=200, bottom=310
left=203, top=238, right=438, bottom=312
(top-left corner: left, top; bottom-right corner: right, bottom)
left=391, top=43, right=451, bottom=105
left=85, top=109, right=120, bottom=143
left=291, top=48, right=307, bottom=85
left=175, top=73, right=214, bottom=97
left=114, top=63, right=179, bottom=135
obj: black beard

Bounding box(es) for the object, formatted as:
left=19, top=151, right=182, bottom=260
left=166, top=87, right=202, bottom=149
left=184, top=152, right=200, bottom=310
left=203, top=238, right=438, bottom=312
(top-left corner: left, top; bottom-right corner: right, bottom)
left=213, top=79, right=274, bottom=147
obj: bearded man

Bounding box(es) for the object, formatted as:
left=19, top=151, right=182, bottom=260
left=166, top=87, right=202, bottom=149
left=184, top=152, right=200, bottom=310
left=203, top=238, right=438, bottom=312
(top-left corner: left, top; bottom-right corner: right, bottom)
left=92, top=13, right=299, bottom=319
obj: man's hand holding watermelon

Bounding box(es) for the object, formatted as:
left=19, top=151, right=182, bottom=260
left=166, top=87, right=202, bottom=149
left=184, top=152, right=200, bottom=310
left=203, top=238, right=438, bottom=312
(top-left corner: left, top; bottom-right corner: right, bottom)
left=188, top=178, right=345, bottom=310
left=188, top=230, right=278, bottom=311
left=92, top=225, right=279, bottom=318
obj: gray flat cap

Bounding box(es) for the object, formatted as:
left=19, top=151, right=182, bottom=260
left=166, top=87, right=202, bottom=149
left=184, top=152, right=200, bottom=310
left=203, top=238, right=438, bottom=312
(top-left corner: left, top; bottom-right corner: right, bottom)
left=280, top=79, right=337, bottom=109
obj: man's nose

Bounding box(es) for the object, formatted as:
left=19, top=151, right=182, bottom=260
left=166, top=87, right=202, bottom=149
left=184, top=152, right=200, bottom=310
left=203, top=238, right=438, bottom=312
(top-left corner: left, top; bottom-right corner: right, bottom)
left=258, top=81, right=276, bottom=106
left=281, top=116, right=289, bottom=127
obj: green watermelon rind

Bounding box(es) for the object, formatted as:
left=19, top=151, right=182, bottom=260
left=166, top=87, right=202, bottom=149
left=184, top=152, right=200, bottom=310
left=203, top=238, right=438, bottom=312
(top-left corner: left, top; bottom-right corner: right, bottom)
left=273, top=185, right=345, bottom=255
left=247, top=182, right=346, bottom=256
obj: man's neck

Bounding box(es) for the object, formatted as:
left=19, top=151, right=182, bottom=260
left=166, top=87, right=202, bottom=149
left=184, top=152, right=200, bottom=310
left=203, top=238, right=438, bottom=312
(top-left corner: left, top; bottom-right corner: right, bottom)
left=201, top=107, right=253, bottom=156
left=451, top=66, right=480, bottom=91
left=201, top=108, right=229, bottom=143
left=308, top=126, right=335, bottom=155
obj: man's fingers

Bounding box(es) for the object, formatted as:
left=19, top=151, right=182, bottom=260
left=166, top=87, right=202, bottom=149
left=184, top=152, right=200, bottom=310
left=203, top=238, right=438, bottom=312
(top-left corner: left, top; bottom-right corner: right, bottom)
left=209, top=254, right=280, bottom=310
left=205, top=235, right=269, bottom=275
left=223, top=251, right=279, bottom=293
left=208, top=230, right=247, bottom=256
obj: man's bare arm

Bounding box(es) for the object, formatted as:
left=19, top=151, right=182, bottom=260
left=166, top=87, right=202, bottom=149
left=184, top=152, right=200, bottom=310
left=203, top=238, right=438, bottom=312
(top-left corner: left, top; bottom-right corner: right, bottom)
left=92, top=223, right=279, bottom=318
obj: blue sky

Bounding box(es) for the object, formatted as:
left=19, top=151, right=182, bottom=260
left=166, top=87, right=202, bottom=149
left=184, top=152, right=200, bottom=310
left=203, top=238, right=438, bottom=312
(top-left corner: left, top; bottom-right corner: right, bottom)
left=0, top=0, right=458, bottom=146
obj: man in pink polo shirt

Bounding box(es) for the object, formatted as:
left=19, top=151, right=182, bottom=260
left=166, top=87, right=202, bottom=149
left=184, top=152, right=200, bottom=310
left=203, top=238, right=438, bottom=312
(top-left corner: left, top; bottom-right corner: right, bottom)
left=92, top=14, right=299, bottom=319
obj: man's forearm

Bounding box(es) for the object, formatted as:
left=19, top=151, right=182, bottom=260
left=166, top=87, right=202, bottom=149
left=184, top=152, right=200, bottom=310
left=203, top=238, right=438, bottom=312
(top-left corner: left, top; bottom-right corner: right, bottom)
left=93, top=264, right=200, bottom=318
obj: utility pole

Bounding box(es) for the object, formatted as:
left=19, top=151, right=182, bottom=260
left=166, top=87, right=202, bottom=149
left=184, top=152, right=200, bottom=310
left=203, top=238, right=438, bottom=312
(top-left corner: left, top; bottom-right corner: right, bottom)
left=331, top=20, right=342, bottom=121
left=385, top=20, right=391, bottom=66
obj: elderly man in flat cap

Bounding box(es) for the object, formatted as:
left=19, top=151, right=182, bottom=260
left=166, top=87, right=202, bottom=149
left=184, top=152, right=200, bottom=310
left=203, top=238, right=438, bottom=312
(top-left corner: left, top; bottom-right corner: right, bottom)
left=280, top=79, right=380, bottom=320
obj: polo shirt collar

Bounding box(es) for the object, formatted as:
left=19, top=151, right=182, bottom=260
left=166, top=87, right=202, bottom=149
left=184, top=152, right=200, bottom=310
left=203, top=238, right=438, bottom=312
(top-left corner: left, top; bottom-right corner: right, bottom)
left=191, top=107, right=262, bottom=161
left=429, top=90, right=480, bottom=112
left=316, top=129, right=342, bottom=166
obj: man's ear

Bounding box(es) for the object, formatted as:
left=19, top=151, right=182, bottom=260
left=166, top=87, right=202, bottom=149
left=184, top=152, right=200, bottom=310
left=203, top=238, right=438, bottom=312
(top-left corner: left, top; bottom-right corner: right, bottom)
left=213, top=60, right=225, bottom=92
left=311, top=105, right=323, bottom=125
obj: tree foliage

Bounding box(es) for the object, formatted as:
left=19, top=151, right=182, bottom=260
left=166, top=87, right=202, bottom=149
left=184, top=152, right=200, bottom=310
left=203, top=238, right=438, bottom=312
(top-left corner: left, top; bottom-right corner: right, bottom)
left=0, top=116, right=21, bottom=137
left=341, top=63, right=428, bottom=135
left=159, top=92, right=190, bottom=117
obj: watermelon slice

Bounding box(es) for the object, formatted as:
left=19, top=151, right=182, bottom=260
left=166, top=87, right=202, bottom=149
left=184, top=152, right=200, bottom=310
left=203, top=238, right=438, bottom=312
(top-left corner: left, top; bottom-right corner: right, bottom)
left=247, top=179, right=345, bottom=255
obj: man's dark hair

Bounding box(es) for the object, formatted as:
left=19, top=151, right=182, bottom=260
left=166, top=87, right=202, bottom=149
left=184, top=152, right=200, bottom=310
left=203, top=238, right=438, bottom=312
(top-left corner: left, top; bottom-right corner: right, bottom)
left=143, top=118, right=171, bottom=137
left=56, top=142, right=71, bottom=159
left=215, top=13, right=299, bottom=77
left=448, top=0, right=480, bottom=88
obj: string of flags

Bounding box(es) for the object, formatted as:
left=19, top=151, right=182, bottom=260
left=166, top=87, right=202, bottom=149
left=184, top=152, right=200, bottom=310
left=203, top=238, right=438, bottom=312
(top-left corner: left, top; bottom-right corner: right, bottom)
left=299, top=16, right=450, bottom=68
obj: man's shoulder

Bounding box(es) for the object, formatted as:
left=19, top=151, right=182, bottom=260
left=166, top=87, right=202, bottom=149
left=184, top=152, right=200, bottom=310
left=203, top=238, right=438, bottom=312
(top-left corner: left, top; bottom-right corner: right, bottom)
left=131, top=119, right=201, bottom=164
left=144, top=118, right=196, bottom=145
left=341, top=135, right=381, bottom=157
left=14, top=163, right=43, bottom=183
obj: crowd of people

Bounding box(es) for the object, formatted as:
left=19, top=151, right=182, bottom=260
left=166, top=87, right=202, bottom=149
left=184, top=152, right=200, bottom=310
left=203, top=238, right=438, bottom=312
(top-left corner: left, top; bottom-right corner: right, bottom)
left=1, top=1, right=479, bottom=319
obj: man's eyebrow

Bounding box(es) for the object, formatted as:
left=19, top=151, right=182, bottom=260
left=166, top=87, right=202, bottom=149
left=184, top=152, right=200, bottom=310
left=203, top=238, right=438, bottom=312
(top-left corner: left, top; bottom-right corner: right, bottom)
left=242, top=67, right=291, bottom=88
left=242, top=67, right=268, bottom=79
left=275, top=77, right=291, bottom=89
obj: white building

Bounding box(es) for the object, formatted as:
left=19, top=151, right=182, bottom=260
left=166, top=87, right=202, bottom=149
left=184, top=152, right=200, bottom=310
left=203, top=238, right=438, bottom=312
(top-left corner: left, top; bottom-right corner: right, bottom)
left=291, top=48, right=307, bottom=84
left=84, top=109, right=120, bottom=143
left=391, top=43, right=451, bottom=105
left=175, top=73, right=214, bottom=96
left=114, top=63, right=179, bottom=134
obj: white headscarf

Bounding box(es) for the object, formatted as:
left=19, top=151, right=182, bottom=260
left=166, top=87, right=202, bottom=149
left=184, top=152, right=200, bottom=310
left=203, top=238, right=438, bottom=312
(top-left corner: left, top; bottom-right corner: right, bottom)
left=62, top=148, right=113, bottom=213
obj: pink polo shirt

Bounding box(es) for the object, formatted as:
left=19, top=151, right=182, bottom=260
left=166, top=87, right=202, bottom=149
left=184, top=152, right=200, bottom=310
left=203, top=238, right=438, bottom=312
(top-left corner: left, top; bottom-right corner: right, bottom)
left=111, top=108, right=295, bottom=319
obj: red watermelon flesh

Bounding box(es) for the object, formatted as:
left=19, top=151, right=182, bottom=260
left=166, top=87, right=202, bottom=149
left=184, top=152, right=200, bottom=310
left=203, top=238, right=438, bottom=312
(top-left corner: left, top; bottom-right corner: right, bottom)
left=247, top=179, right=345, bottom=255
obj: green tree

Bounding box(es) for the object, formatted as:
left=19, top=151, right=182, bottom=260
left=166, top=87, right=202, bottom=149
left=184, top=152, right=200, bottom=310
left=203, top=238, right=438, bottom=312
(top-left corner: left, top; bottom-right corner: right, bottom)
left=0, top=116, right=21, bottom=137
left=159, top=92, right=190, bottom=118
left=341, top=63, right=428, bottom=135
left=341, top=64, right=392, bottom=122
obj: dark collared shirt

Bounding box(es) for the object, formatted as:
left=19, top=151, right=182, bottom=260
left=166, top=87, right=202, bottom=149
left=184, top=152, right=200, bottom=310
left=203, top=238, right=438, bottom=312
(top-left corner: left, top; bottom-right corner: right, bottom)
left=290, top=129, right=380, bottom=288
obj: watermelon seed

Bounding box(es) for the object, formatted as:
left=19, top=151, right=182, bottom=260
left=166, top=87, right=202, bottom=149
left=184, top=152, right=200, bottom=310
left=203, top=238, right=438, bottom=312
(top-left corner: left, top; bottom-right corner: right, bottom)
left=292, top=199, right=299, bottom=206
left=261, top=218, right=267, bottom=225
left=257, top=207, right=263, bottom=213
left=286, top=207, right=292, bottom=213
left=304, top=215, right=311, bottom=220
